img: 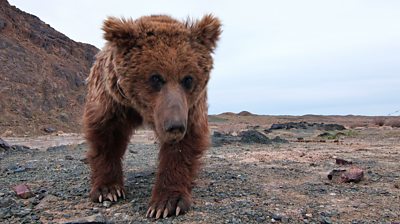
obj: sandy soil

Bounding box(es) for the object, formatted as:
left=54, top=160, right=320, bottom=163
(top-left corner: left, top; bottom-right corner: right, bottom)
left=1, top=115, right=399, bottom=223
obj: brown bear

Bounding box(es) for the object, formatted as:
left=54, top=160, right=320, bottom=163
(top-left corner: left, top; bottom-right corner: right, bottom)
left=83, top=15, right=221, bottom=219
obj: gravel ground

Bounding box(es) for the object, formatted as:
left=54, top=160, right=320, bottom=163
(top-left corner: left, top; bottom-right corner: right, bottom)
left=1, top=125, right=399, bottom=223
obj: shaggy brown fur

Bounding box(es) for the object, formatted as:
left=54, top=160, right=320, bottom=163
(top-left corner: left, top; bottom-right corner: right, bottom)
left=83, top=15, right=221, bottom=219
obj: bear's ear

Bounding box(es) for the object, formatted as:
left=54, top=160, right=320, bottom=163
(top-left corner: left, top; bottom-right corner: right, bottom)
left=189, top=14, right=222, bottom=52
left=102, top=17, right=139, bottom=47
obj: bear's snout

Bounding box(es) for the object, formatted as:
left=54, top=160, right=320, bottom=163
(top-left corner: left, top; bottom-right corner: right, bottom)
left=154, top=85, right=189, bottom=143
left=165, top=119, right=186, bottom=134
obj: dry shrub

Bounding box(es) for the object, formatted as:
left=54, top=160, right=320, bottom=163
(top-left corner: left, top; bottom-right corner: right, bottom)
left=373, top=117, right=386, bottom=126
left=387, top=118, right=400, bottom=128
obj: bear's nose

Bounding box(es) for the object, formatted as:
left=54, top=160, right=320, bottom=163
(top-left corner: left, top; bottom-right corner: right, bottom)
left=165, top=121, right=186, bottom=134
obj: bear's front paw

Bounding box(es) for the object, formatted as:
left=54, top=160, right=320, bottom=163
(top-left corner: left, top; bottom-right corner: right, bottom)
left=89, top=184, right=126, bottom=203
left=146, top=193, right=191, bottom=219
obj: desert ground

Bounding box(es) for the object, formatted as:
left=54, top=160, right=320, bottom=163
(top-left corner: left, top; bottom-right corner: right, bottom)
left=1, top=114, right=399, bottom=223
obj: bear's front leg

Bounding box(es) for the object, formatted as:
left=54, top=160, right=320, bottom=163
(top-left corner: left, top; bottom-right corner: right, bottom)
left=147, top=132, right=209, bottom=219
left=84, top=103, right=142, bottom=203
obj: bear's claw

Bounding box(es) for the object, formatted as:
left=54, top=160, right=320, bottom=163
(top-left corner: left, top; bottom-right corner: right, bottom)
left=147, top=207, right=173, bottom=219
left=90, top=184, right=125, bottom=203
left=146, top=195, right=190, bottom=219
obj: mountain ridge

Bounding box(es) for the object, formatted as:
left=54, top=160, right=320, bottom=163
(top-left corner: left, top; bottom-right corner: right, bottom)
left=0, top=0, right=99, bottom=136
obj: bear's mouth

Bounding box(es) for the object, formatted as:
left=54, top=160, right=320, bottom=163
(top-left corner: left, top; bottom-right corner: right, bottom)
left=164, top=131, right=186, bottom=144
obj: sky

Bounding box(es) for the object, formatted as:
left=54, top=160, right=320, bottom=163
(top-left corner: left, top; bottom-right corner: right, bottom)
left=9, top=0, right=400, bottom=115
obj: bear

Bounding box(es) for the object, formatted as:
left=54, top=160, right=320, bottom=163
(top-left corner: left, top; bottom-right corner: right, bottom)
left=83, top=14, right=221, bottom=219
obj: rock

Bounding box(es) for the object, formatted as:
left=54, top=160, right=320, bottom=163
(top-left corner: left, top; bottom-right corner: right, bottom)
left=328, top=167, right=364, bottom=183
left=0, top=138, right=12, bottom=151
left=322, top=124, right=346, bottom=131
left=318, top=132, right=333, bottom=138
left=129, top=149, right=138, bottom=154
left=0, top=197, right=15, bottom=208
left=13, top=184, right=34, bottom=199
left=240, top=130, right=271, bottom=144
left=212, top=130, right=288, bottom=146
left=65, top=155, right=74, bottom=160
left=1, top=130, right=13, bottom=137
left=272, top=136, right=289, bottom=143
left=270, top=123, right=290, bottom=130
left=36, top=195, right=60, bottom=210
left=11, top=145, right=31, bottom=151
left=14, top=166, right=26, bottom=173
left=80, top=157, right=89, bottom=164
left=58, top=113, right=69, bottom=122
left=102, top=201, right=112, bottom=208
left=272, top=213, right=282, bottom=221
left=327, top=169, right=347, bottom=180
left=269, top=122, right=345, bottom=131
left=211, top=131, right=240, bottom=147
left=43, top=127, right=56, bottom=133
left=341, top=167, right=364, bottom=183
left=46, top=145, right=69, bottom=152
left=321, top=216, right=333, bottom=224
left=63, top=214, right=107, bottom=224
left=335, top=158, right=353, bottom=165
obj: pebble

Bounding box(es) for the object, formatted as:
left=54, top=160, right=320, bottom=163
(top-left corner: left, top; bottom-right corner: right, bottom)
left=14, top=167, right=26, bottom=173
left=0, top=198, right=14, bottom=208
left=256, top=216, right=266, bottom=222
left=321, top=216, right=332, bottom=224
left=31, top=215, right=40, bottom=220
left=102, top=201, right=112, bottom=208
left=13, top=184, right=33, bottom=199
left=63, top=214, right=107, bottom=223
left=272, top=213, right=282, bottom=221
left=15, top=208, right=31, bottom=217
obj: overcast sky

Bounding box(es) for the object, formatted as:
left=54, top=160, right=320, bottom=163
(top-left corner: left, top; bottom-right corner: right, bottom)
left=9, top=0, right=400, bottom=115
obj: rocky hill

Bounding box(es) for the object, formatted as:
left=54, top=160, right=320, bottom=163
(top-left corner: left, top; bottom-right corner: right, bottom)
left=0, top=0, right=99, bottom=136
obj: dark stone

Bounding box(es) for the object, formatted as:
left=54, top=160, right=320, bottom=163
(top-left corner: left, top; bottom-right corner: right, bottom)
left=318, top=132, right=332, bottom=138
left=211, top=131, right=240, bottom=147
left=46, top=145, right=68, bottom=152
left=0, top=138, right=12, bottom=151
left=272, top=136, right=289, bottom=143
left=58, top=113, right=69, bottom=122
left=322, top=124, right=346, bottom=131
left=321, top=216, right=333, bottom=224
left=272, top=213, right=282, bottom=221
left=65, top=155, right=74, bottom=160
left=44, top=127, right=56, bottom=133
left=270, top=123, right=288, bottom=130
left=11, top=145, right=31, bottom=151
left=0, top=197, right=15, bottom=208
left=211, top=130, right=288, bottom=146
left=240, top=130, right=271, bottom=144
left=269, top=122, right=345, bottom=132
left=335, top=158, right=353, bottom=165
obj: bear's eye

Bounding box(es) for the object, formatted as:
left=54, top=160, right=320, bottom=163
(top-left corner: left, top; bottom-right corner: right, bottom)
left=149, top=74, right=165, bottom=91
left=181, top=76, right=194, bottom=90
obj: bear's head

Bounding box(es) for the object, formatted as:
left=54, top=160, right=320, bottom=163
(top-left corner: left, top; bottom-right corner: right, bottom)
left=103, top=15, right=221, bottom=143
